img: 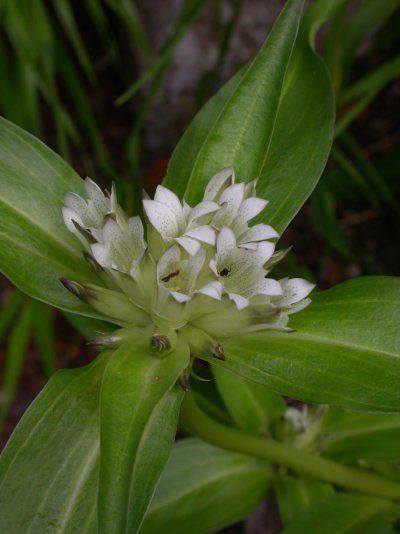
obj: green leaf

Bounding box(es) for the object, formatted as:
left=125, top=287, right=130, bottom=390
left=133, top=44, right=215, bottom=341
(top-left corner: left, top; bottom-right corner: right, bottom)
left=0, top=300, right=33, bottom=426
left=319, top=407, right=400, bottom=463
left=0, top=117, right=100, bottom=315
left=141, top=438, right=272, bottom=534
left=206, top=277, right=400, bottom=412
left=275, top=474, right=334, bottom=526
left=0, top=353, right=110, bottom=534
left=212, top=365, right=285, bottom=434
left=281, top=494, right=400, bottom=534
left=98, top=334, right=190, bottom=534
left=165, top=0, right=335, bottom=233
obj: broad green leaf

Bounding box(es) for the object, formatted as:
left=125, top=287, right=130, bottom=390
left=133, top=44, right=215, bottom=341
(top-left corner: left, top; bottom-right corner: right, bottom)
left=165, top=0, right=335, bottom=234
left=0, top=117, right=100, bottom=315
left=207, top=277, right=400, bottom=412
left=281, top=494, right=400, bottom=534
left=98, top=334, right=190, bottom=534
left=319, top=408, right=400, bottom=463
left=275, top=474, right=334, bottom=526
left=212, top=365, right=285, bottom=434
left=141, top=438, right=272, bottom=534
left=0, top=353, right=110, bottom=534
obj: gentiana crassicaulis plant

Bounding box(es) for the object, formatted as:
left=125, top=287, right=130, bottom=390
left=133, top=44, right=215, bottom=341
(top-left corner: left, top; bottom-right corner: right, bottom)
left=1, top=0, right=400, bottom=532
left=60, top=169, right=314, bottom=364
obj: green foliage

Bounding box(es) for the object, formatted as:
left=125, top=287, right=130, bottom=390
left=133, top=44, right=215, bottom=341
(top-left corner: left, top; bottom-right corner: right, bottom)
left=98, top=336, right=189, bottom=533
left=0, top=353, right=108, bottom=533
left=212, top=365, right=285, bottom=434
left=141, top=438, right=272, bottom=534
left=208, top=277, right=400, bottom=411
left=0, top=2, right=399, bottom=533
left=281, top=494, right=400, bottom=534
left=0, top=118, right=99, bottom=314
left=165, top=0, right=334, bottom=234
left=275, top=475, right=334, bottom=526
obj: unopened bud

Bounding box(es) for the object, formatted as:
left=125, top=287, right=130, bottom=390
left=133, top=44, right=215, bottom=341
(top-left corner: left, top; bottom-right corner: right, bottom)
left=59, top=278, right=92, bottom=301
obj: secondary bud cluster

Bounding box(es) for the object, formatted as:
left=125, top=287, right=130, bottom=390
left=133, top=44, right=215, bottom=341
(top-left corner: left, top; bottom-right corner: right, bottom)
left=61, top=169, right=314, bottom=356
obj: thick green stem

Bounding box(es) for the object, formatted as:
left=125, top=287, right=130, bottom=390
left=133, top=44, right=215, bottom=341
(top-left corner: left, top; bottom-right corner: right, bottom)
left=180, top=392, right=400, bottom=502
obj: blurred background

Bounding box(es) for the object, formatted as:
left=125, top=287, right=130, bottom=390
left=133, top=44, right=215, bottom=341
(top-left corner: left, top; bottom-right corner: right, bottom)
left=0, top=0, right=399, bottom=525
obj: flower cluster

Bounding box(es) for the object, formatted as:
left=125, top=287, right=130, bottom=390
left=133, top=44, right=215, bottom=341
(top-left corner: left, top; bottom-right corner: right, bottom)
left=61, top=169, right=314, bottom=356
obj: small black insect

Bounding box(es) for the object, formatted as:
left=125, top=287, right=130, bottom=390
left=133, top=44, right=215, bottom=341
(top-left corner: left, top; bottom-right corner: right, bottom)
left=161, top=270, right=180, bottom=283
left=219, top=267, right=231, bottom=277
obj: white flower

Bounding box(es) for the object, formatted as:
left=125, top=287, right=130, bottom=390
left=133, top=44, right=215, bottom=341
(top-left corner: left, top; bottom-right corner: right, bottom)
left=61, top=170, right=314, bottom=355
left=62, top=178, right=111, bottom=246
left=208, top=226, right=282, bottom=309
left=285, top=406, right=309, bottom=431
left=203, top=168, right=279, bottom=248
left=143, top=185, right=219, bottom=256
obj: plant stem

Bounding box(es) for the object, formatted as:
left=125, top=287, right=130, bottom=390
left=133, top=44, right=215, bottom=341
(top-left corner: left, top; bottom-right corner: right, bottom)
left=180, top=392, right=400, bottom=502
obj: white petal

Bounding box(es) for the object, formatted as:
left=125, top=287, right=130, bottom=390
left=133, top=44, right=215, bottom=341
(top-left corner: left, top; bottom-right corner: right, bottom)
left=238, top=242, right=259, bottom=250
left=228, top=292, right=249, bottom=310
left=237, top=197, right=267, bottom=223
left=154, top=185, right=184, bottom=226
left=287, top=298, right=312, bottom=314
left=253, top=278, right=283, bottom=297
left=182, top=201, right=191, bottom=219
left=62, top=206, right=83, bottom=233
left=187, top=201, right=220, bottom=226
left=203, top=168, right=234, bottom=201
left=279, top=278, right=315, bottom=305
left=143, top=200, right=179, bottom=238
left=171, top=291, right=190, bottom=303
left=84, top=177, right=109, bottom=213
left=254, top=241, right=275, bottom=265
left=216, top=226, right=237, bottom=261
left=185, top=225, right=216, bottom=246
left=128, top=216, right=145, bottom=242
left=219, top=183, right=245, bottom=213
left=64, top=192, right=87, bottom=214
left=239, top=224, right=278, bottom=244
left=91, top=243, right=111, bottom=267
left=208, top=258, right=219, bottom=277
left=157, top=245, right=181, bottom=280
left=196, top=281, right=223, bottom=300
left=103, top=218, right=122, bottom=243
left=175, top=236, right=201, bottom=256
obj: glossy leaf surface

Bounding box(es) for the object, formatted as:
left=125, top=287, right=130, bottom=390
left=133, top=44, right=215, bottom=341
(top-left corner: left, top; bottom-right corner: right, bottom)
left=0, top=354, right=109, bottom=533
left=207, top=277, right=400, bottom=412
left=98, top=335, right=190, bottom=534
left=165, top=0, right=334, bottom=234
left=0, top=117, right=99, bottom=315
left=141, top=438, right=272, bottom=534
